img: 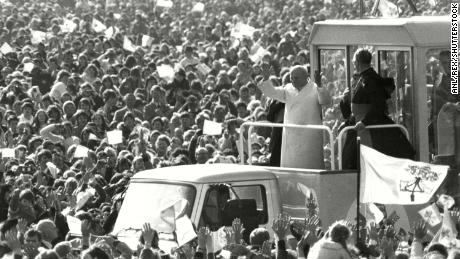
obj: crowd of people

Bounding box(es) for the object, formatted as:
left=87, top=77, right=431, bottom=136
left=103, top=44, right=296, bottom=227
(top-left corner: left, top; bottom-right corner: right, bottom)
left=0, top=0, right=457, bottom=258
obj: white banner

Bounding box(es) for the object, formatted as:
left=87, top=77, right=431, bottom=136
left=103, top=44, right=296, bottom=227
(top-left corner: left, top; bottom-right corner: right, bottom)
left=123, top=36, right=137, bottom=52
left=107, top=130, right=123, bottom=145
left=30, top=30, right=50, bottom=45
left=418, top=203, right=442, bottom=227
left=141, top=34, right=154, bottom=47
left=378, top=0, right=399, bottom=17
left=157, top=0, right=173, bottom=8
left=360, top=145, right=448, bottom=204
left=61, top=19, right=77, bottom=33
left=203, top=120, right=223, bottom=135
left=92, top=18, right=107, bottom=33
left=230, top=23, right=257, bottom=39
left=191, top=2, right=205, bottom=12
left=157, top=64, right=175, bottom=82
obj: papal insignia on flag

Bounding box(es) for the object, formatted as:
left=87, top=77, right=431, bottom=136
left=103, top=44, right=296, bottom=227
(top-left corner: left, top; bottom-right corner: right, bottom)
left=360, top=145, right=448, bottom=205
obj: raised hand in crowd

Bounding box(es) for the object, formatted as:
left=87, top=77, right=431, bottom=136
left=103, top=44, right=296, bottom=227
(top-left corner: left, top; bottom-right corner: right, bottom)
left=142, top=222, right=155, bottom=249
left=223, top=226, right=235, bottom=246
left=413, top=221, right=427, bottom=242
left=197, top=226, right=210, bottom=253
left=379, top=225, right=398, bottom=258
left=304, top=215, right=321, bottom=246
left=261, top=240, right=272, bottom=257
left=5, top=230, right=22, bottom=256
left=16, top=218, right=27, bottom=235
left=272, top=213, right=291, bottom=241
left=232, top=218, right=244, bottom=245
left=367, top=221, right=380, bottom=244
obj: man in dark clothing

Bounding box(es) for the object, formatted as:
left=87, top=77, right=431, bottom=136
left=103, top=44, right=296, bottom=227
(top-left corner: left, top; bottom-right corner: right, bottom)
left=342, top=48, right=414, bottom=169
left=432, top=51, right=458, bottom=117
left=266, top=99, right=284, bottom=167
left=428, top=50, right=459, bottom=156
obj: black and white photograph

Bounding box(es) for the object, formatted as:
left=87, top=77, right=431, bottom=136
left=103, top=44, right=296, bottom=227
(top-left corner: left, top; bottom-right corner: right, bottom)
left=0, top=0, right=458, bottom=258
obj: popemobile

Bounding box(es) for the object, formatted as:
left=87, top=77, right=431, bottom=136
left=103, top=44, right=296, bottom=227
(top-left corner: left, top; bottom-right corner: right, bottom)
left=112, top=16, right=459, bottom=252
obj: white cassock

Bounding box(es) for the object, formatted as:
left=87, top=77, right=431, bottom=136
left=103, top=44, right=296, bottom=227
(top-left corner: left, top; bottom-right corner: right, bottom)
left=259, top=80, right=331, bottom=169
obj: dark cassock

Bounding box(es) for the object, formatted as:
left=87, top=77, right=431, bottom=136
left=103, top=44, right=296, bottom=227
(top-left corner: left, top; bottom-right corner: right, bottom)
left=342, top=67, right=415, bottom=169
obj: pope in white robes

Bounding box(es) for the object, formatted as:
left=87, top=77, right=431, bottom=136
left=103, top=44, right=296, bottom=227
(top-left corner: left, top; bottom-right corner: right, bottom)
left=258, top=65, right=331, bottom=169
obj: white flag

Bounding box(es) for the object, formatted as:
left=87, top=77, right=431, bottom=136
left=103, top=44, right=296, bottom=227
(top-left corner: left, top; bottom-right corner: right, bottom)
left=92, top=18, right=107, bottom=33
left=0, top=43, right=14, bottom=54
left=123, top=36, right=137, bottom=52
left=89, top=133, right=99, bottom=141
left=158, top=203, right=175, bottom=232
left=428, top=0, right=436, bottom=6
left=0, top=148, right=15, bottom=158
left=61, top=19, right=77, bottom=33
left=418, top=203, right=442, bottom=227
left=364, top=203, right=385, bottom=225
left=157, top=198, right=188, bottom=233
left=157, top=0, right=173, bottom=8
left=378, top=0, right=399, bottom=17
left=23, top=62, right=34, bottom=73
left=46, top=162, right=60, bottom=179
left=74, top=145, right=89, bottom=158
left=360, top=145, right=448, bottom=204
left=106, top=0, right=117, bottom=10
left=175, top=216, right=197, bottom=247
left=196, top=63, right=211, bottom=76
left=156, top=64, right=175, bottom=82
left=203, top=120, right=223, bottom=135
left=76, top=187, right=95, bottom=210
left=107, top=130, right=123, bottom=145
left=430, top=205, right=459, bottom=247
left=141, top=34, right=154, bottom=47
left=250, top=46, right=269, bottom=63
left=105, top=26, right=118, bottom=39
left=66, top=216, right=82, bottom=235
left=230, top=23, right=256, bottom=39
left=191, top=2, right=205, bottom=12
left=30, top=30, right=49, bottom=45
left=231, top=39, right=240, bottom=49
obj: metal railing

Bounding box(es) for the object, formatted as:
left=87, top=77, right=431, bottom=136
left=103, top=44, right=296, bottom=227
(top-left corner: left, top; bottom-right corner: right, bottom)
left=238, top=122, right=335, bottom=170
left=337, top=124, right=410, bottom=170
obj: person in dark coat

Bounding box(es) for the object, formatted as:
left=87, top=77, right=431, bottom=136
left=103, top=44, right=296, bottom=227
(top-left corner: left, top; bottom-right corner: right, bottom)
left=341, top=48, right=415, bottom=169
left=165, top=68, right=190, bottom=107
left=266, top=70, right=290, bottom=167
left=266, top=99, right=284, bottom=167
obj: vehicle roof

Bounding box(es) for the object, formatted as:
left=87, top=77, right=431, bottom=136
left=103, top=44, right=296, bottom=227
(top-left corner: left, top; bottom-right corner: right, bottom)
left=309, top=16, right=450, bottom=47
left=132, top=164, right=277, bottom=183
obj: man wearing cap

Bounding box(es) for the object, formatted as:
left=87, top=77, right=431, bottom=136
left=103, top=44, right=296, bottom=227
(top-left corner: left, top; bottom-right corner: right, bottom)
left=258, top=64, right=331, bottom=169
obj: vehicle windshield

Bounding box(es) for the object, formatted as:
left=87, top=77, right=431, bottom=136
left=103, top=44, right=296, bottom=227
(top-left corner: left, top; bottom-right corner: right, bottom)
left=113, top=182, right=196, bottom=237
